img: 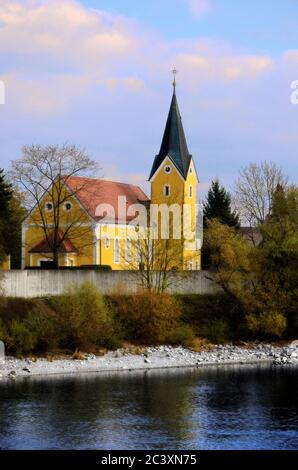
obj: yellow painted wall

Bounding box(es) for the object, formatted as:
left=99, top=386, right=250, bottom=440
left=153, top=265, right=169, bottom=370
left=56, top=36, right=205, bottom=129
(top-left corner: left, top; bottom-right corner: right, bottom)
left=24, top=182, right=93, bottom=268
left=23, top=187, right=143, bottom=270
left=22, top=168, right=201, bottom=271
left=95, top=224, right=141, bottom=270
left=183, top=160, right=201, bottom=270
left=150, top=157, right=201, bottom=270
left=24, top=224, right=94, bottom=268
left=0, top=255, right=11, bottom=270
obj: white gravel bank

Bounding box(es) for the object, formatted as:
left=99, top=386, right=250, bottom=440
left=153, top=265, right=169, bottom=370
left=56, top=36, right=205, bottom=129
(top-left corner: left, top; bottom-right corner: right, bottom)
left=1, top=342, right=298, bottom=380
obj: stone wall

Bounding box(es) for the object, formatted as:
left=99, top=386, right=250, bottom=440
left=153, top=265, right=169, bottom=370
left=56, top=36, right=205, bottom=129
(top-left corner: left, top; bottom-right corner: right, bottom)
left=1, top=270, right=217, bottom=298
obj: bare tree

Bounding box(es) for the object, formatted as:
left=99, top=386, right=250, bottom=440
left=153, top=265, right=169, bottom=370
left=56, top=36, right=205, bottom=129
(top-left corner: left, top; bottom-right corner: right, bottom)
left=234, top=161, right=288, bottom=228
left=125, top=195, right=200, bottom=293
left=132, top=231, right=186, bottom=293
left=11, top=144, right=99, bottom=268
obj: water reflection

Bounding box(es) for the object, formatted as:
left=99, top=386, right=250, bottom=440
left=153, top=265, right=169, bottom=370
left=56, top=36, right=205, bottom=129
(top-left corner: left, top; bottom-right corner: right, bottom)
left=0, top=364, right=297, bottom=449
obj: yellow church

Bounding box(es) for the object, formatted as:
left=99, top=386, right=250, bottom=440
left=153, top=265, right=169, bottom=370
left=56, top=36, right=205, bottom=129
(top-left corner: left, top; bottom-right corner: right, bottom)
left=22, top=84, right=201, bottom=271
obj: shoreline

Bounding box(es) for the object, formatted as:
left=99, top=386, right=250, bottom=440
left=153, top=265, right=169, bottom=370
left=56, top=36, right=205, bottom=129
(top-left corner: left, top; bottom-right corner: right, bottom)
left=1, top=342, right=298, bottom=381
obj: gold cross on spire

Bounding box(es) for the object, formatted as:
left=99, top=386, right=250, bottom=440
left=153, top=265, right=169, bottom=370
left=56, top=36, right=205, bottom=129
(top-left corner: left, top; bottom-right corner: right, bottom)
left=172, top=68, right=178, bottom=90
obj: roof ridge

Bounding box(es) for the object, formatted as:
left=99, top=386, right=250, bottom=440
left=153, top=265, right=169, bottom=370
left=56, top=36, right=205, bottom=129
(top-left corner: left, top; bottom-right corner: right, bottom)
left=66, top=175, right=144, bottom=190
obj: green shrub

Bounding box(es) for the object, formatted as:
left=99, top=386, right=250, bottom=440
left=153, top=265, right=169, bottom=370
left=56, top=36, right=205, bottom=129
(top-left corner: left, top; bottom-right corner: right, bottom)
left=201, top=318, right=230, bottom=344
left=0, top=298, right=51, bottom=355
left=25, top=265, right=112, bottom=271
left=6, top=320, right=37, bottom=356
left=178, top=293, right=242, bottom=343
left=110, top=291, right=194, bottom=346
left=0, top=297, right=41, bottom=323
left=0, top=319, right=8, bottom=344
left=73, top=265, right=112, bottom=271
left=24, top=301, right=57, bottom=352
left=246, top=310, right=287, bottom=338
left=167, top=324, right=195, bottom=347
left=48, top=282, right=119, bottom=350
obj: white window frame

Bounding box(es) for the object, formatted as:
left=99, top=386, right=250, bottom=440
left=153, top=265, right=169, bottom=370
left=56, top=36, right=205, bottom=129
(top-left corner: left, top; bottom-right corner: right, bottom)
left=125, top=238, right=131, bottom=264
left=189, top=185, right=193, bottom=197
left=105, top=238, right=110, bottom=249
left=164, top=184, right=171, bottom=197
left=114, top=238, right=120, bottom=264
left=164, top=165, right=172, bottom=174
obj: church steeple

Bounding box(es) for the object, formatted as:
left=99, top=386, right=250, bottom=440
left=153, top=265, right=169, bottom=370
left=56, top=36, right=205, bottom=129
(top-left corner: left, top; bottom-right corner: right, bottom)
left=149, top=77, right=201, bottom=271
left=149, top=84, right=192, bottom=180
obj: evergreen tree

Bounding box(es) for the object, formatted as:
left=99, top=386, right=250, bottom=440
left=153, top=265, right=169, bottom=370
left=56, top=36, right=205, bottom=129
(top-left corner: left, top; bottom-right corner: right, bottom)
left=0, top=168, right=13, bottom=213
left=0, top=169, right=25, bottom=268
left=203, top=180, right=240, bottom=228
left=202, top=180, right=239, bottom=268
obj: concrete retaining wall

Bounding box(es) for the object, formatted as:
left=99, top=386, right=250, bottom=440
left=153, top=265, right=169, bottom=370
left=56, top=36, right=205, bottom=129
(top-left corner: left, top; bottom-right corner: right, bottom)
left=1, top=270, right=217, bottom=297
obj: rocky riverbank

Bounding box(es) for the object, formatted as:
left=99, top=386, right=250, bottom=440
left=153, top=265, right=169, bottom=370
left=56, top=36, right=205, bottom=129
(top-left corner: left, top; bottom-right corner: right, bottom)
left=0, top=342, right=298, bottom=380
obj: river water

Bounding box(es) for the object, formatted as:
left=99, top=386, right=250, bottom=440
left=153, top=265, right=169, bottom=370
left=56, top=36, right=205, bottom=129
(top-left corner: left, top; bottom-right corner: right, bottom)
left=0, top=364, right=297, bottom=449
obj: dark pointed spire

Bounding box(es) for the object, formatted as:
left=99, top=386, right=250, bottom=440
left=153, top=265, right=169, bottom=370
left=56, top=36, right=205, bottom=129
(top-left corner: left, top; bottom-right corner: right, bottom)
left=149, top=86, right=192, bottom=180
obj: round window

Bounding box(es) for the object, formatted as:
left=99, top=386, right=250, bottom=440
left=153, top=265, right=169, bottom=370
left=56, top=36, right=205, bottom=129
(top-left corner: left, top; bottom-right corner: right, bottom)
left=45, top=202, right=53, bottom=212
left=64, top=202, right=72, bottom=211
left=164, top=165, right=172, bottom=174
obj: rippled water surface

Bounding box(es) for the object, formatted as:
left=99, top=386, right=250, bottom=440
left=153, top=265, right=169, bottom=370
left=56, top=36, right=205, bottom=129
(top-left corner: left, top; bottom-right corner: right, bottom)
left=0, top=364, right=297, bottom=449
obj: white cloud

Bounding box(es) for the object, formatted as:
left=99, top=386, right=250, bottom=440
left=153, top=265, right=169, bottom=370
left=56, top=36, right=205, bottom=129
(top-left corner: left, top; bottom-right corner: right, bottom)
left=0, top=0, right=276, bottom=117
left=187, top=0, right=212, bottom=18
left=284, top=49, right=298, bottom=63
left=0, top=0, right=136, bottom=72
left=2, top=72, right=92, bottom=114
left=104, top=77, right=145, bottom=91
left=1, top=0, right=297, bottom=187
left=0, top=0, right=145, bottom=113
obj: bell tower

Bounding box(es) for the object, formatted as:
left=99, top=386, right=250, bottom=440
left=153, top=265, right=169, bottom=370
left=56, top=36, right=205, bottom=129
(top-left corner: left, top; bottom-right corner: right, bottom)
left=149, top=74, right=201, bottom=270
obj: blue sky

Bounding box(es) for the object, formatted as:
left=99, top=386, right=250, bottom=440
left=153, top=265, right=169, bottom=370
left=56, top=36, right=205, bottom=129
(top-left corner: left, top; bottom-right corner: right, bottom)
left=0, top=0, right=297, bottom=198
left=83, top=0, right=298, bottom=54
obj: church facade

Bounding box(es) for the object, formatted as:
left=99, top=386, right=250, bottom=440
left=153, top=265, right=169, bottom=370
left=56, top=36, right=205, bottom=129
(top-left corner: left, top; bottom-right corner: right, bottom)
left=21, top=86, right=201, bottom=270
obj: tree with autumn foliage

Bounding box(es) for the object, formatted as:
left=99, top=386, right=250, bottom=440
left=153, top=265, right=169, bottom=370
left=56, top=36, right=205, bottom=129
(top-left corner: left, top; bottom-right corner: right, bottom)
left=204, top=184, right=298, bottom=338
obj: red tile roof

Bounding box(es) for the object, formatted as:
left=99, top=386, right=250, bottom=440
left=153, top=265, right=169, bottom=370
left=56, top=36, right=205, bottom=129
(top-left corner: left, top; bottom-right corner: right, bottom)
left=63, top=176, right=149, bottom=223
left=29, top=230, right=77, bottom=253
